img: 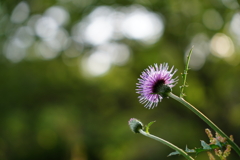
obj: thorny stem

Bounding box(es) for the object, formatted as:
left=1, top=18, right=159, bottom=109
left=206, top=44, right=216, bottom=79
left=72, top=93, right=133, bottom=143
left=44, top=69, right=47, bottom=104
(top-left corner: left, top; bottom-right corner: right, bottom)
left=180, top=46, right=193, bottom=98
left=168, top=92, right=240, bottom=157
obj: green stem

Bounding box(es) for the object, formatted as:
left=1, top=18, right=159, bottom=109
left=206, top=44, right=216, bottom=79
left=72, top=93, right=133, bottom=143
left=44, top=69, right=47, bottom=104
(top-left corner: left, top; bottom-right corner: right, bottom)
left=168, top=92, right=240, bottom=157
left=180, top=46, right=193, bottom=98
left=139, top=129, right=195, bottom=160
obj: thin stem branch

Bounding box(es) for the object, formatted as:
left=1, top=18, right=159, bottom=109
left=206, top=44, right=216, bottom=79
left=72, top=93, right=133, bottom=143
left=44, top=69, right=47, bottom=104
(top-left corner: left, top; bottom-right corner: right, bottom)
left=139, top=129, right=195, bottom=160
left=180, top=46, right=193, bottom=98
left=168, top=92, right=240, bottom=157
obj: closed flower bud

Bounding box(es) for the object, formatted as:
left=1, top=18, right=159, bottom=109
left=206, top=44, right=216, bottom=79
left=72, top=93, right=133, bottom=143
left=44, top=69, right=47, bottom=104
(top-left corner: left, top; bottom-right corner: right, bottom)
left=128, top=118, right=143, bottom=133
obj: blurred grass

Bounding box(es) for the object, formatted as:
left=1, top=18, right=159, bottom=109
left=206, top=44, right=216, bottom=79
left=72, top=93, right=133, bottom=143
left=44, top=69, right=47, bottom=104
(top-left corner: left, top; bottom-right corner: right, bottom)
left=1, top=0, right=240, bottom=160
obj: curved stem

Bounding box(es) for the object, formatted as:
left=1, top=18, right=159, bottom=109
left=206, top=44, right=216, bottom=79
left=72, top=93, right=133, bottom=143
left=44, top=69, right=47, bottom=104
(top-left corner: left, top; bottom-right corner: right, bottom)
left=139, top=129, right=195, bottom=160
left=168, top=92, right=240, bottom=156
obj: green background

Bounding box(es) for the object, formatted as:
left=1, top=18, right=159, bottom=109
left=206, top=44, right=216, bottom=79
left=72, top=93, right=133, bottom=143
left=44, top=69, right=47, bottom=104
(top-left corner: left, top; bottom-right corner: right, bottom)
left=1, top=0, right=240, bottom=159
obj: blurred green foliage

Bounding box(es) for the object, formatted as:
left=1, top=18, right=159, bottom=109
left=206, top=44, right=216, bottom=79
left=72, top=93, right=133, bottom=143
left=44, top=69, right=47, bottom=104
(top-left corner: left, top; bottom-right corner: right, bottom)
left=1, top=0, right=240, bottom=160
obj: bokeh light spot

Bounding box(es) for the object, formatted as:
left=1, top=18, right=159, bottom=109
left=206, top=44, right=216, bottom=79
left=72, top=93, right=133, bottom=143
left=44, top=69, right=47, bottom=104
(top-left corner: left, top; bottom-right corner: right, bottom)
left=222, top=0, right=239, bottom=9
left=45, top=6, right=69, bottom=26
left=230, top=13, right=240, bottom=41
left=3, top=40, right=26, bottom=63
left=10, top=1, right=30, bottom=24
left=82, top=51, right=112, bottom=76
left=35, top=16, right=58, bottom=39
left=96, top=43, right=130, bottom=66
left=44, top=28, right=70, bottom=52
left=73, top=5, right=164, bottom=46
left=81, top=42, right=130, bottom=76
left=14, top=26, right=35, bottom=48
left=187, top=33, right=210, bottom=70
left=210, top=33, right=234, bottom=58
left=122, top=7, right=164, bottom=44
left=84, top=17, right=114, bottom=45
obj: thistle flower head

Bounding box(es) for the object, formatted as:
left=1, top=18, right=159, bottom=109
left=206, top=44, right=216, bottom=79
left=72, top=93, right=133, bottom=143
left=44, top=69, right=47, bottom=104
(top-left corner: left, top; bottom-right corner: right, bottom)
left=136, top=63, right=178, bottom=109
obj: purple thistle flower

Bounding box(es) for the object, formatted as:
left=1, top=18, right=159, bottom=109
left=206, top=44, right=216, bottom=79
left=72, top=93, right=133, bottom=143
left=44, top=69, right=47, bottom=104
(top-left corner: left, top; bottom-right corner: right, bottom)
left=136, top=63, right=178, bottom=109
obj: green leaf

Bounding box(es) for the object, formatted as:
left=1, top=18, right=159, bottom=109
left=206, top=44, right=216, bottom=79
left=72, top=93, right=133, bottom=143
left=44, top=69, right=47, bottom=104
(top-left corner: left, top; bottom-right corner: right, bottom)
left=185, top=146, right=195, bottom=153
left=168, top=146, right=196, bottom=157
left=195, top=148, right=207, bottom=155
left=215, top=139, right=222, bottom=148
left=145, top=121, right=156, bottom=134
left=168, top=151, right=180, bottom=157
left=209, top=144, right=220, bottom=149
left=200, top=140, right=212, bottom=150
left=168, top=139, right=227, bottom=157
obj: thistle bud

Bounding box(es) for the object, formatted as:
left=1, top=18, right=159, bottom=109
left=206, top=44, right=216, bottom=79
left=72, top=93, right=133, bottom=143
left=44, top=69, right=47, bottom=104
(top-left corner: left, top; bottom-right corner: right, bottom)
left=128, top=118, right=143, bottom=133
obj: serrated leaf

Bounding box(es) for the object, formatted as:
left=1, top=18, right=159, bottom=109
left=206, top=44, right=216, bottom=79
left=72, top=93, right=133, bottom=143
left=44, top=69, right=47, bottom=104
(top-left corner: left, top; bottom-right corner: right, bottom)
left=185, top=146, right=195, bottom=153
left=195, top=148, right=207, bottom=155
left=145, top=121, right=155, bottom=133
left=215, top=139, right=222, bottom=148
left=168, top=139, right=225, bottom=157
left=200, top=140, right=212, bottom=150
left=168, top=151, right=180, bottom=157
left=168, top=146, right=196, bottom=157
